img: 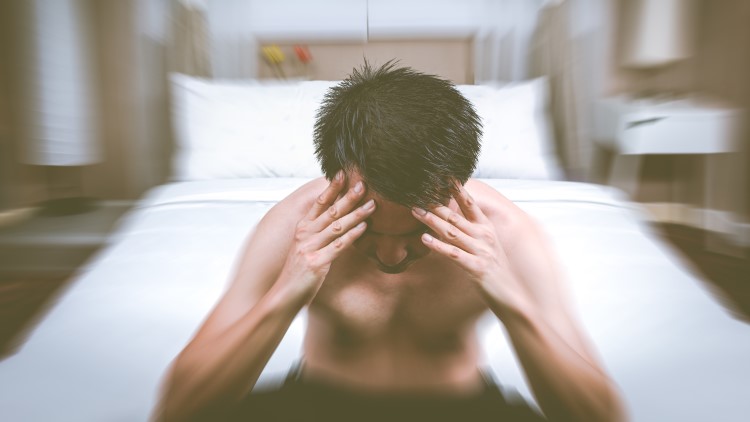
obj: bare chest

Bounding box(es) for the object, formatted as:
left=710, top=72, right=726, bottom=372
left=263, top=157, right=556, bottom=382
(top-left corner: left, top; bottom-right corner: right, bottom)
left=309, top=250, right=487, bottom=347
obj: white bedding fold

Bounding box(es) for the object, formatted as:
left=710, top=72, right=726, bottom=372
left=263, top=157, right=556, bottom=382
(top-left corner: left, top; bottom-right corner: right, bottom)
left=136, top=178, right=630, bottom=208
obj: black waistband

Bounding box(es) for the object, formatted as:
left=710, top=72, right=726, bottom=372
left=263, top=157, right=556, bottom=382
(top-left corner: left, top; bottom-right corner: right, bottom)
left=283, top=358, right=501, bottom=397
left=238, top=360, right=546, bottom=421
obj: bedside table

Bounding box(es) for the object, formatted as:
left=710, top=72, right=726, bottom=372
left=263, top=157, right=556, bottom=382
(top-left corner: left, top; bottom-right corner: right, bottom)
left=594, top=96, right=743, bottom=196
left=594, top=96, right=745, bottom=249
left=0, top=202, right=133, bottom=279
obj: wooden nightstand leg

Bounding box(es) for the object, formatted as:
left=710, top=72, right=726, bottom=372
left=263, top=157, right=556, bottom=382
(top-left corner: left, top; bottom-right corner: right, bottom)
left=608, top=154, right=642, bottom=200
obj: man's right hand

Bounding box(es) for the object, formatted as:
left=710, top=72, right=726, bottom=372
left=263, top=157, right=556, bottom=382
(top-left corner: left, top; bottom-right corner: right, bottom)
left=154, top=173, right=375, bottom=421
left=276, top=170, right=375, bottom=303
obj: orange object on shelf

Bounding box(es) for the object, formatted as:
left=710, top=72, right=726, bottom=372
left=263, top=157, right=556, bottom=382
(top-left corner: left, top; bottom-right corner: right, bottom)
left=293, top=45, right=313, bottom=64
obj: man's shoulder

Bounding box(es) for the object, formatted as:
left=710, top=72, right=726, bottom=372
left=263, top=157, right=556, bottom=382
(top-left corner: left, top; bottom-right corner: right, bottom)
left=465, top=178, right=515, bottom=212
left=465, top=179, right=533, bottom=230
left=240, top=177, right=330, bottom=266
left=268, top=177, right=329, bottom=219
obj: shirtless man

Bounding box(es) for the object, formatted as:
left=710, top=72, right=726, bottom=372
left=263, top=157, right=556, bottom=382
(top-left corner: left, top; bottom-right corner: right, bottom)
left=156, top=62, right=625, bottom=421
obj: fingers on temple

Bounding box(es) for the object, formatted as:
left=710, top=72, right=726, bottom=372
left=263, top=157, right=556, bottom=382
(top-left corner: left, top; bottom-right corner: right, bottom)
left=455, top=185, right=486, bottom=223
left=311, top=199, right=375, bottom=249
left=431, top=205, right=481, bottom=239
left=412, top=207, right=479, bottom=254
left=307, top=170, right=346, bottom=221
left=421, top=232, right=479, bottom=272
left=317, top=221, right=368, bottom=261
left=312, top=178, right=368, bottom=231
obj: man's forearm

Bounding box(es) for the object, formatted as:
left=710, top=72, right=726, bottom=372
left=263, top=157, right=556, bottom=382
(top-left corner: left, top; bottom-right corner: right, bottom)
left=498, top=302, right=626, bottom=422
left=157, top=281, right=307, bottom=421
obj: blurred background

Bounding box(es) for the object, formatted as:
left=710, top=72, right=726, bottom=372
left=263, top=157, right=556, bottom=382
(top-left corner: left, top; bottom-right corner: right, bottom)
left=0, top=0, right=748, bottom=328
left=0, top=0, right=748, bottom=217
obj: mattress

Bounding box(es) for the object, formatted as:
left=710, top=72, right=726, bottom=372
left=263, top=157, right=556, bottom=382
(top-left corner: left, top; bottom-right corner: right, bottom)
left=0, top=178, right=748, bottom=422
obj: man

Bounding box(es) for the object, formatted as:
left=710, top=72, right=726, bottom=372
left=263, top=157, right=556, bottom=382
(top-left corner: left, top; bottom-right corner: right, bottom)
left=156, top=62, right=626, bottom=421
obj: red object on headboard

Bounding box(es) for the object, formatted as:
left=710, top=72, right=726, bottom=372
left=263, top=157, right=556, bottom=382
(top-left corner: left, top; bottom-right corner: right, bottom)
left=294, top=45, right=313, bottom=64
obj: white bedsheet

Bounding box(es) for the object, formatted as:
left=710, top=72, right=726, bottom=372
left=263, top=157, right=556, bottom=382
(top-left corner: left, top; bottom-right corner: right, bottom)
left=1, top=178, right=748, bottom=421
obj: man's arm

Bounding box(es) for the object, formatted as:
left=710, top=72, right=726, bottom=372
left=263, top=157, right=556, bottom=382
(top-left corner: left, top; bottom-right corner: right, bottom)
left=154, top=174, right=375, bottom=421
left=411, top=183, right=626, bottom=422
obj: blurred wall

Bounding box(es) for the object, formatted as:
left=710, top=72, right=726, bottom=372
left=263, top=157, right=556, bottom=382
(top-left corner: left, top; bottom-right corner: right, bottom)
left=1, top=0, right=748, bottom=226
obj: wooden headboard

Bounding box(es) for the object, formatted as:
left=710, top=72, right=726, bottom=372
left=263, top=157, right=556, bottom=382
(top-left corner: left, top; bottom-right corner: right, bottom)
left=257, top=39, right=474, bottom=84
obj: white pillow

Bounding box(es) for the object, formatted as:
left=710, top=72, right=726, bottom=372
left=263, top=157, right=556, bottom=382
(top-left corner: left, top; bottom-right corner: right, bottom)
left=170, top=74, right=331, bottom=180
left=170, top=74, right=562, bottom=181
left=459, top=78, right=562, bottom=180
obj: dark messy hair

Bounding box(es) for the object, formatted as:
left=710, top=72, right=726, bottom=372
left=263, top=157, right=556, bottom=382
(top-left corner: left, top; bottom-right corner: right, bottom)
left=314, top=60, right=482, bottom=208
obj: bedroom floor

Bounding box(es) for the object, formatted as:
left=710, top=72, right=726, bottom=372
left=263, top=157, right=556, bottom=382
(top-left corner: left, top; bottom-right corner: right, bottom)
left=651, top=223, right=750, bottom=323
left=1, top=223, right=749, bottom=359
left=0, top=275, right=69, bottom=357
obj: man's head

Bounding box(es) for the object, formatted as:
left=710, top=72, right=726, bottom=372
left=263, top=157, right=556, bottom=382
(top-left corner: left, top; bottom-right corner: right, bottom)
left=314, top=60, right=482, bottom=209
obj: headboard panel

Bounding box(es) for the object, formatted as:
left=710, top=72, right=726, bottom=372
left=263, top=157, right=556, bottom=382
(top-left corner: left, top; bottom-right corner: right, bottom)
left=257, top=39, right=474, bottom=84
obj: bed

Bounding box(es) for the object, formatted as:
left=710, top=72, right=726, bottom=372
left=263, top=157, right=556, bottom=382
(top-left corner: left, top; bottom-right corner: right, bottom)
left=1, top=74, right=748, bottom=422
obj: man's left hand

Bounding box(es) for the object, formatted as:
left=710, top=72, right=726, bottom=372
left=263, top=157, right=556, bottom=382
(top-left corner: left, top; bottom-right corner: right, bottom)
left=411, top=185, right=530, bottom=317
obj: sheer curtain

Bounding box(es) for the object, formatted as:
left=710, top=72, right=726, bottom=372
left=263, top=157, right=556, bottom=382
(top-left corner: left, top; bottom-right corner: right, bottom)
left=0, top=0, right=214, bottom=207
left=0, top=0, right=101, bottom=210
left=474, top=0, right=543, bottom=83
left=131, top=0, right=213, bottom=196
left=205, top=0, right=259, bottom=79
left=170, top=0, right=211, bottom=77
left=20, top=0, right=100, bottom=167
left=477, top=0, right=612, bottom=181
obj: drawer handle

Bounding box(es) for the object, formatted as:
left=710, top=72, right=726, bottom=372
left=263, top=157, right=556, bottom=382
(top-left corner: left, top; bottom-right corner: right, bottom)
left=625, top=117, right=666, bottom=129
